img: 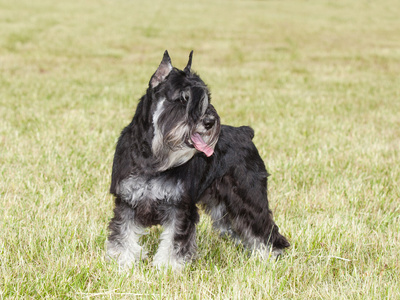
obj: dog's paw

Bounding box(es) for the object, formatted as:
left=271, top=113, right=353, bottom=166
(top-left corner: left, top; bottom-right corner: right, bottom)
left=270, top=248, right=284, bottom=261
left=152, top=253, right=185, bottom=271
left=106, top=241, right=147, bottom=270
left=252, top=245, right=285, bottom=261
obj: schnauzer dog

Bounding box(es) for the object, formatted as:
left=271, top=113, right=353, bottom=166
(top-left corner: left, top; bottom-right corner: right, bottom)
left=106, top=51, right=289, bottom=270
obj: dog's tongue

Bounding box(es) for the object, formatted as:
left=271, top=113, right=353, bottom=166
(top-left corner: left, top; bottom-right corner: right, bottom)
left=191, top=133, right=214, bottom=157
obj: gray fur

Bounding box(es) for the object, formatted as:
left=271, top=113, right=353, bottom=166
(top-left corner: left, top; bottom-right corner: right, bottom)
left=106, top=51, right=289, bottom=271
left=119, top=175, right=184, bottom=205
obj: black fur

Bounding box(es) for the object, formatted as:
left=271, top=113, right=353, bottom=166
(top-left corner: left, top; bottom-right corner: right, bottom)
left=106, top=51, right=289, bottom=270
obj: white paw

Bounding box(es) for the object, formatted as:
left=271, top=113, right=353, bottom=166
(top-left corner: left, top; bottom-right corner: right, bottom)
left=106, top=240, right=147, bottom=270
left=152, top=254, right=185, bottom=271
left=253, top=244, right=283, bottom=261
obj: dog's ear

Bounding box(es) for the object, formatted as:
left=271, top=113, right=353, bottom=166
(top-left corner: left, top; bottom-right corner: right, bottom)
left=150, top=50, right=173, bottom=88
left=183, top=50, right=193, bottom=74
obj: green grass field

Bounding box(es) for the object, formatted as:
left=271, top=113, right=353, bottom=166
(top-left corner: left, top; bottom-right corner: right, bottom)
left=1, top=0, right=399, bottom=298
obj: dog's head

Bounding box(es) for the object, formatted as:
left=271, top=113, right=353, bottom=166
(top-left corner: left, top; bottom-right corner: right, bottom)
left=148, top=51, right=221, bottom=171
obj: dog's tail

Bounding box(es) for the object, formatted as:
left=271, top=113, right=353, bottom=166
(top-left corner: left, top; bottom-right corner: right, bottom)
left=274, top=233, right=290, bottom=249
left=238, top=126, right=255, bottom=140
left=271, top=226, right=290, bottom=249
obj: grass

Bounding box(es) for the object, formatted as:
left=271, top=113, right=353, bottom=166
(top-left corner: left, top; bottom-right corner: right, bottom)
left=1, top=0, right=399, bottom=298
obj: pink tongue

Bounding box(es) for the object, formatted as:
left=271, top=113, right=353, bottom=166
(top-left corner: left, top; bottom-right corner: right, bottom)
left=191, top=133, right=214, bottom=157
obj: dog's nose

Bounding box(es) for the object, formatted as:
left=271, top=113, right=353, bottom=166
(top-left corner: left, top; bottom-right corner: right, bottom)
left=203, top=116, right=215, bottom=130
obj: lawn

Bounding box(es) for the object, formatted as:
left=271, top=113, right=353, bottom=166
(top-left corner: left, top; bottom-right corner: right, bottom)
left=1, top=0, right=399, bottom=298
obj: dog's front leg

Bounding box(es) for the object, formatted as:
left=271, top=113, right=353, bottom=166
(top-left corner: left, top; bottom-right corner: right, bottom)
left=153, top=202, right=199, bottom=271
left=106, top=197, right=148, bottom=270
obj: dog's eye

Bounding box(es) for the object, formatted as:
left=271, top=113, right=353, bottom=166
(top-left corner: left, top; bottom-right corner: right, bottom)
left=180, top=91, right=189, bottom=103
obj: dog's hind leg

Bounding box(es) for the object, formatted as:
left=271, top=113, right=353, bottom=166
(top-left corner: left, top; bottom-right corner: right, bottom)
left=209, top=175, right=289, bottom=260
left=199, top=190, right=236, bottom=239
left=153, top=202, right=199, bottom=270
left=106, top=197, right=148, bottom=269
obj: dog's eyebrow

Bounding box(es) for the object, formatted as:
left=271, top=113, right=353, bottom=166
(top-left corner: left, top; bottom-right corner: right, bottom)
left=202, top=93, right=209, bottom=114
left=191, top=86, right=205, bottom=102
left=191, top=86, right=208, bottom=112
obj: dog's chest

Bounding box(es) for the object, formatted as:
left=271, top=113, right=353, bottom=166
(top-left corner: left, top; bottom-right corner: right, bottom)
left=119, top=174, right=184, bottom=204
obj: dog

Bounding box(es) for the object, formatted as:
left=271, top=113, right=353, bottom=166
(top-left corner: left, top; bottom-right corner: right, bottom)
left=106, top=51, right=290, bottom=270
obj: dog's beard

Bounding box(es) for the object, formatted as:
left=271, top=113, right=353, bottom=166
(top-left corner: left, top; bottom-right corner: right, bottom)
left=151, top=98, right=219, bottom=172
left=152, top=98, right=196, bottom=171
left=190, top=114, right=219, bottom=157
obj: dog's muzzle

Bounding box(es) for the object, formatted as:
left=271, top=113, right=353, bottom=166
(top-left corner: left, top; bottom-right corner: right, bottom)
left=190, top=114, right=219, bottom=157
